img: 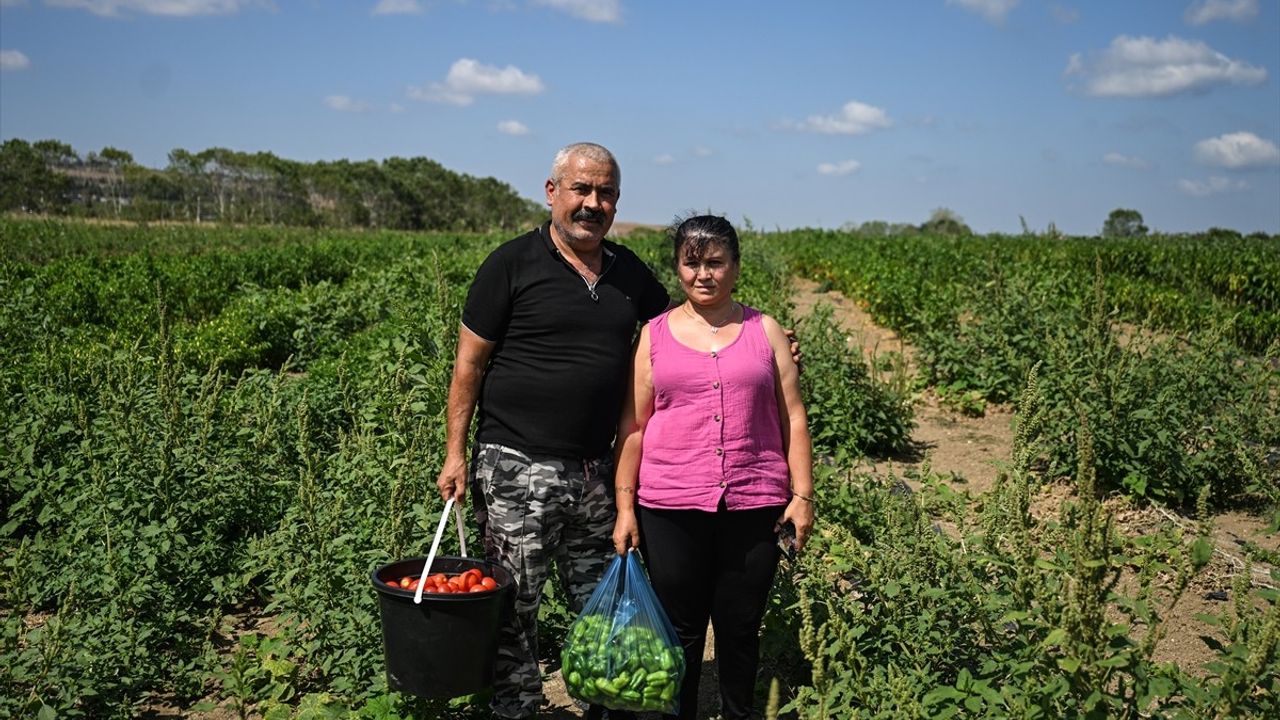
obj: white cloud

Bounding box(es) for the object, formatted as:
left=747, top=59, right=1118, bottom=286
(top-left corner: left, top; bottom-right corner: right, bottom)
left=797, top=100, right=892, bottom=135
left=1185, top=0, right=1258, bottom=25
left=372, top=0, right=422, bottom=15
left=389, top=102, right=405, bottom=113
left=1065, top=34, right=1267, bottom=97
left=1194, top=131, right=1280, bottom=168
left=817, top=159, right=861, bottom=176
left=408, top=58, right=544, bottom=106
left=44, top=0, right=264, bottom=16
left=947, top=0, right=1020, bottom=24
left=497, top=120, right=530, bottom=136
left=1049, top=4, right=1079, bottom=24
left=653, top=153, right=676, bottom=165
left=324, top=95, right=369, bottom=112
left=532, top=0, right=620, bottom=23
left=1102, top=152, right=1149, bottom=169
left=692, top=146, right=713, bottom=158
left=1178, top=176, right=1248, bottom=196
left=0, top=49, right=31, bottom=71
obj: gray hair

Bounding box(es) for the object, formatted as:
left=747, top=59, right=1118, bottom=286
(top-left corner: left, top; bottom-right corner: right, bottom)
left=550, top=142, right=620, bottom=187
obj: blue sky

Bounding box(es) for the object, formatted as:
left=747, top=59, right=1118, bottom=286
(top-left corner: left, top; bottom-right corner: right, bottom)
left=2, top=0, right=1278, bottom=235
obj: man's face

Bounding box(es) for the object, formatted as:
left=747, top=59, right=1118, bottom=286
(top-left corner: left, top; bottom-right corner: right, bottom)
left=546, top=154, right=619, bottom=250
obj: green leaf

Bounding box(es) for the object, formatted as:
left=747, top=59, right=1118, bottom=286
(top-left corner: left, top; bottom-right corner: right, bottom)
left=1190, top=538, right=1213, bottom=569
left=1042, top=628, right=1068, bottom=648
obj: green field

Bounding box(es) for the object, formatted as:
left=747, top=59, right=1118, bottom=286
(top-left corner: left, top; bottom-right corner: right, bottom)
left=2, top=218, right=1277, bottom=719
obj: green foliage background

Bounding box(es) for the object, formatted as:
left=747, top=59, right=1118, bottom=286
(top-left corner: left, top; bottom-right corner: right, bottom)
left=1, top=218, right=1276, bottom=718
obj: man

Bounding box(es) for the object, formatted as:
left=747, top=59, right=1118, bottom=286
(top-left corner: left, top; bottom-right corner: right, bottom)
left=437, top=142, right=668, bottom=720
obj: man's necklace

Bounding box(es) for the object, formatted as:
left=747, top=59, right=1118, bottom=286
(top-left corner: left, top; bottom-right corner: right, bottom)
left=684, top=302, right=739, bottom=334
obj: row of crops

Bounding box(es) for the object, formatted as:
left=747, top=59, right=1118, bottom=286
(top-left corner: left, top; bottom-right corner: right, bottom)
left=1, top=218, right=1277, bottom=718
left=782, top=231, right=1280, bottom=509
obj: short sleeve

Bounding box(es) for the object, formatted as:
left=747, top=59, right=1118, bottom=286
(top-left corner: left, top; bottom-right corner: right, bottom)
left=635, top=261, right=671, bottom=322
left=461, top=250, right=512, bottom=342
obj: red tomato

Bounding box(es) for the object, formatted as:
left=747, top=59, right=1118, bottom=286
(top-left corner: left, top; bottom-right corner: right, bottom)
left=468, top=585, right=487, bottom=593
left=429, top=573, right=447, bottom=586
left=398, top=576, right=415, bottom=589
left=464, top=568, right=483, bottom=581
left=480, top=576, right=498, bottom=590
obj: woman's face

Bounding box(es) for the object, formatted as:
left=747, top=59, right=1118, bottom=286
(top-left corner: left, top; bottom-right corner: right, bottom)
left=677, top=241, right=739, bottom=305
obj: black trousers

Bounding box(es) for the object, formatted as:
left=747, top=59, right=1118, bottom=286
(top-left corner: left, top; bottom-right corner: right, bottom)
left=637, top=503, right=784, bottom=720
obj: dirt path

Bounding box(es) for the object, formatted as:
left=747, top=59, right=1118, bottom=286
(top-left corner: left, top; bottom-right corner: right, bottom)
left=789, top=276, right=1279, bottom=674
left=790, top=277, right=1015, bottom=495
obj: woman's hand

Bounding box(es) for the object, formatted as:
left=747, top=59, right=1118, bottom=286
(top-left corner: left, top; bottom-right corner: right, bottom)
left=613, top=509, right=640, bottom=556
left=780, top=495, right=815, bottom=552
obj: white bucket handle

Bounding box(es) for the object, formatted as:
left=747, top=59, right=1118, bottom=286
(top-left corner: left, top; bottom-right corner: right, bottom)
left=413, top=497, right=469, bottom=605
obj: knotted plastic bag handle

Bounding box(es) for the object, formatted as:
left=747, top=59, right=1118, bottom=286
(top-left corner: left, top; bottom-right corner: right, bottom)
left=413, top=497, right=469, bottom=605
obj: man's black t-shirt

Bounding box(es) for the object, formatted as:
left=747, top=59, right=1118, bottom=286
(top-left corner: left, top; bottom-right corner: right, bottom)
left=462, top=223, right=671, bottom=458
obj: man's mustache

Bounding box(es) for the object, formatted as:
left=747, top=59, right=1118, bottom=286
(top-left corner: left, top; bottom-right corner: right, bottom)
left=573, top=208, right=607, bottom=223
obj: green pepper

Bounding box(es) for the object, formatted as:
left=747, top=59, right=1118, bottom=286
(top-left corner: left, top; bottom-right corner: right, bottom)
left=594, top=677, right=619, bottom=697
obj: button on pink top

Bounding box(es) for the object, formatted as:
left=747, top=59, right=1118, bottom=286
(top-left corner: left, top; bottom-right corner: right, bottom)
left=637, top=306, right=791, bottom=511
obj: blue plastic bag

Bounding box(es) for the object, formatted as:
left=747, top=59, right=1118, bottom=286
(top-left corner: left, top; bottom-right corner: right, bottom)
left=561, top=551, right=685, bottom=714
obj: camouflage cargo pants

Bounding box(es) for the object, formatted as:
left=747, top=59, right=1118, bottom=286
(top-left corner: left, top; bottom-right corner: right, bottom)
left=470, top=442, right=618, bottom=719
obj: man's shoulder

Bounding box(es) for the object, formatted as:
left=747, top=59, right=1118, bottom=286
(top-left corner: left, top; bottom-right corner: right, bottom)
left=477, top=226, right=550, bottom=276
left=489, top=226, right=545, bottom=258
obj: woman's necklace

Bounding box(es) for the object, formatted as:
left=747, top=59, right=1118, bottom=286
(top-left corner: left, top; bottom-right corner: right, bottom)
left=683, top=302, right=739, bottom=334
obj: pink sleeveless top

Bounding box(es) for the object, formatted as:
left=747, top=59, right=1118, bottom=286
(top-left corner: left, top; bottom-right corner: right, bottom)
left=637, top=306, right=791, bottom=511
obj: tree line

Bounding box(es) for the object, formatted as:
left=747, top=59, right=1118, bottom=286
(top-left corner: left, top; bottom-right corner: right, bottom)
left=0, top=138, right=545, bottom=232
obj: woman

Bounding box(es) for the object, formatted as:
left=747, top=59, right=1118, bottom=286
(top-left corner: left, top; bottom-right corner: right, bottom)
left=612, top=214, right=815, bottom=720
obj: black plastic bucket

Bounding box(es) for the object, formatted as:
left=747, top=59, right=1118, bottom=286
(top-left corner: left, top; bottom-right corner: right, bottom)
left=371, top=556, right=514, bottom=698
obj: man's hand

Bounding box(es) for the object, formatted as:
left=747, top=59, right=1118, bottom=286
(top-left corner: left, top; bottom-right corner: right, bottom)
left=437, top=455, right=468, bottom=503
left=784, top=326, right=802, bottom=371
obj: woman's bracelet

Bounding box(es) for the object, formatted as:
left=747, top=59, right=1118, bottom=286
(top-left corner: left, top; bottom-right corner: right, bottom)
left=792, top=492, right=815, bottom=504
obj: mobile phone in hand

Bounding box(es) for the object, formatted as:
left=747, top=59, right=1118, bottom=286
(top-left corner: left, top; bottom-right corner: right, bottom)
left=776, top=520, right=797, bottom=561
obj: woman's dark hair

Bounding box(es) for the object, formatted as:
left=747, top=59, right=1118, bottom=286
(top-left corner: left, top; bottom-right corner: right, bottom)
left=669, top=214, right=740, bottom=268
